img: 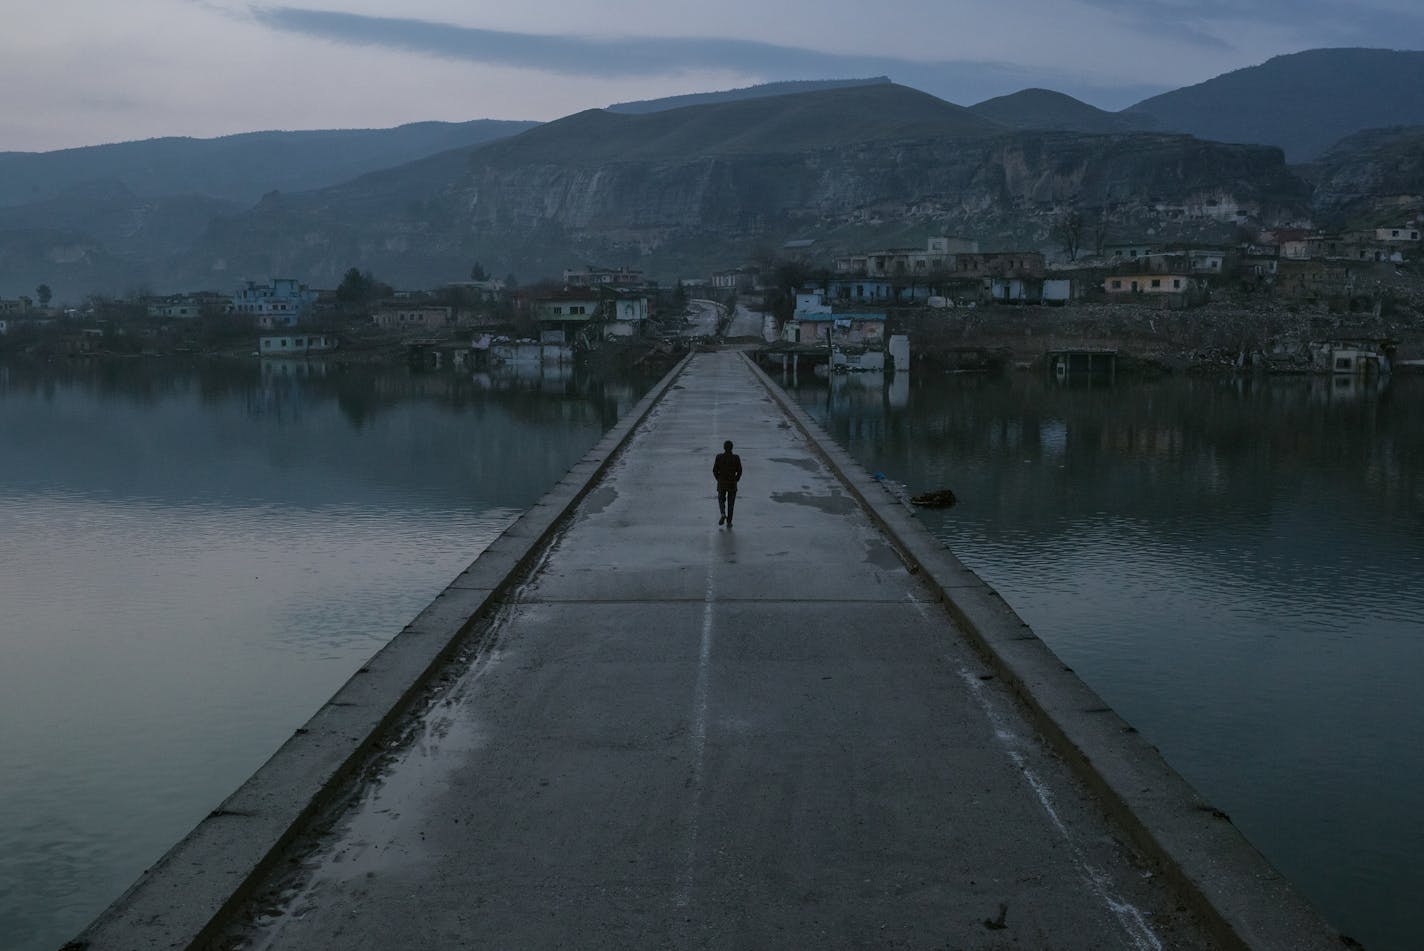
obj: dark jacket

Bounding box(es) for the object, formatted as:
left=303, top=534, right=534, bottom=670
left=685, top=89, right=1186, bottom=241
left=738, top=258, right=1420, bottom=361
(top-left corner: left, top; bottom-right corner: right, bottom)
left=713, top=451, right=742, bottom=490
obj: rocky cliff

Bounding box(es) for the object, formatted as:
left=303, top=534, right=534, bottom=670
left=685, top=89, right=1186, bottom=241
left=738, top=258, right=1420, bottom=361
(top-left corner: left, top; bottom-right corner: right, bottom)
left=5, top=84, right=1317, bottom=297
left=1307, top=126, right=1424, bottom=225
left=174, top=89, right=1311, bottom=290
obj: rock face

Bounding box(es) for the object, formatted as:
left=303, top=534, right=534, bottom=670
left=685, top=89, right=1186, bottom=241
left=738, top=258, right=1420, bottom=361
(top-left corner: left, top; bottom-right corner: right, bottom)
left=1308, top=126, right=1424, bottom=224
left=2, top=84, right=1316, bottom=297
left=175, top=116, right=1310, bottom=291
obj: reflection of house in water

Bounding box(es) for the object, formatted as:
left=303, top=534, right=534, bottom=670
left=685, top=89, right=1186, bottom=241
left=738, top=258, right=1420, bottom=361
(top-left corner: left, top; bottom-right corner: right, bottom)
left=1310, top=340, right=1391, bottom=376
left=247, top=359, right=331, bottom=419
left=259, top=333, right=338, bottom=357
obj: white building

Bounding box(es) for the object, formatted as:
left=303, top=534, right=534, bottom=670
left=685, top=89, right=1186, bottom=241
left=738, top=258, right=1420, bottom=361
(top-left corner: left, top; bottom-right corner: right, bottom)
left=1376, top=226, right=1421, bottom=243
left=1105, top=274, right=1202, bottom=297
left=231, top=278, right=317, bottom=325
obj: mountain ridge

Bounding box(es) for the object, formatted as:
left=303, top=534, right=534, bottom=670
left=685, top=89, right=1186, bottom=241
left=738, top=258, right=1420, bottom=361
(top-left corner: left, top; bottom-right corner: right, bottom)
left=1124, top=48, right=1424, bottom=161
left=0, top=119, right=539, bottom=208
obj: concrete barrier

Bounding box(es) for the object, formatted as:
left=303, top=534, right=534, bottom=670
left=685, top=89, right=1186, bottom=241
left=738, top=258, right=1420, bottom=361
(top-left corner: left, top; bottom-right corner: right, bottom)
left=743, top=353, right=1346, bottom=951
left=66, top=356, right=692, bottom=951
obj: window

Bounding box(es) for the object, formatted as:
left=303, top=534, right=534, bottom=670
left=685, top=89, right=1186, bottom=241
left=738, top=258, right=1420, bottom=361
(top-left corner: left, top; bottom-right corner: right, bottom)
left=1335, top=357, right=1352, bottom=371
left=1151, top=279, right=1161, bottom=288
left=1111, top=280, right=1122, bottom=290
left=1174, top=279, right=1182, bottom=289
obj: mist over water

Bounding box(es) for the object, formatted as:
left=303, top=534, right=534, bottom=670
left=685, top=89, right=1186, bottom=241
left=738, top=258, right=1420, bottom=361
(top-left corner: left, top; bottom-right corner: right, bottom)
left=787, top=369, right=1424, bottom=951
left=0, top=358, right=654, bottom=951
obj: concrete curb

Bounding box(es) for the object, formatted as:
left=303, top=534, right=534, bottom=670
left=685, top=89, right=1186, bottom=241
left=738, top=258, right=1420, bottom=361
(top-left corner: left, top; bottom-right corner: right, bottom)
left=67, top=356, right=693, bottom=951
left=742, top=353, right=1347, bottom=951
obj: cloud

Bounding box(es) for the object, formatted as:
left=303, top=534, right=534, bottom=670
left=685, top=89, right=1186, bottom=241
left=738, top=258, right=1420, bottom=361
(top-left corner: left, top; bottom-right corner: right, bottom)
left=247, top=6, right=956, bottom=78
left=243, top=5, right=1168, bottom=108
left=1072, top=0, right=1424, bottom=49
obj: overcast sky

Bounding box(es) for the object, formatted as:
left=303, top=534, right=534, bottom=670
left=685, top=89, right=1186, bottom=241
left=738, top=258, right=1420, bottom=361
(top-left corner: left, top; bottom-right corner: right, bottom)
left=3, top=0, right=1422, bottom=152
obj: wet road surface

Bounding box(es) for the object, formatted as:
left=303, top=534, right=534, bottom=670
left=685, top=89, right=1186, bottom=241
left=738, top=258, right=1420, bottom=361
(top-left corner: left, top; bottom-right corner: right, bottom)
left=231, top=352, right=1216, bottom=950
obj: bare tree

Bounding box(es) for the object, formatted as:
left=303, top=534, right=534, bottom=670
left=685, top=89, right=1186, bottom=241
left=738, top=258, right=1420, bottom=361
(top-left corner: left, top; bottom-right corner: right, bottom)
left=1052, top=209, right=1084, bottom=261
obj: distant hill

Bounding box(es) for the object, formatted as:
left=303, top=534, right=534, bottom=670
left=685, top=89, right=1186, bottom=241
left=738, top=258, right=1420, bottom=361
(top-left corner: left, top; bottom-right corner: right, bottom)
left=969, top=88, right=1152, bottom=134
left=0, top=119, right=539, bottom=207
left=1125, top=48, right=1424, bottom=161
left=481, top=84, right=1000, bottom=166
left=1309, top=125, right=1424, bottom=224
left=168, top=83, right=1308, bottom=293
left=608, top=77, right=893, bottom=114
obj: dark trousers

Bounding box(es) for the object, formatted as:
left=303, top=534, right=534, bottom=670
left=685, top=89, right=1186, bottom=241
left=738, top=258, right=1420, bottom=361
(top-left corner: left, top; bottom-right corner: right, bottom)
left=718, top=485, right=737, bottom=521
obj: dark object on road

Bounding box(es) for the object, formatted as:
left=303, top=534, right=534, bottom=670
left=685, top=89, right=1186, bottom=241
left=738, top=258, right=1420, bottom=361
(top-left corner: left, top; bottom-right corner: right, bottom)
left=910, top=488, right=957, bottom=508
left=983, top=902, right=1009, bottom=930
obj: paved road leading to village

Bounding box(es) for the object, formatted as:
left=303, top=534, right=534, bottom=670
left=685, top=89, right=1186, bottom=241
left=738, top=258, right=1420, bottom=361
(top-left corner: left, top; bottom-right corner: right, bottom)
left=229, top=352, right=1216, bottom=950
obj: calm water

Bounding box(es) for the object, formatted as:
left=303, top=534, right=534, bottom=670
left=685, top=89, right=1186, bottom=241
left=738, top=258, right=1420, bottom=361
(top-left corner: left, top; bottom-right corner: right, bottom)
left=786, top=368, right=1424, bottom=951
left=0, top=358, right=654, bottom=951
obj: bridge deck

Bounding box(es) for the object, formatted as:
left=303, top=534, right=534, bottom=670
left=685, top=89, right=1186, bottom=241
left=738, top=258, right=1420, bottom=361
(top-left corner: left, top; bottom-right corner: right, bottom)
left=223, top=351, right=1217, bottom=949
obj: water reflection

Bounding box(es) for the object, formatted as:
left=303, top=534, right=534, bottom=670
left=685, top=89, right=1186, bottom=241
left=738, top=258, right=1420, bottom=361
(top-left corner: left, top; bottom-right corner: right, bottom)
left=789, top=370, right=1424, bottom=951
left=0, top=357, right=656, bottom=951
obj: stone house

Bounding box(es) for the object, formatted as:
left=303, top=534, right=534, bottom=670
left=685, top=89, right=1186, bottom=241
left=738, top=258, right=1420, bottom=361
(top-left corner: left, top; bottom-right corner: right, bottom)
left=372, top=306, right=452, bottom=331
left=1274, top=260, right=1356, bottom=301
left=1375, top=225, right=1421, bottom=243
left=711, top=268, right=759, bottom=291
left=563, top=266, right=645, bottom=289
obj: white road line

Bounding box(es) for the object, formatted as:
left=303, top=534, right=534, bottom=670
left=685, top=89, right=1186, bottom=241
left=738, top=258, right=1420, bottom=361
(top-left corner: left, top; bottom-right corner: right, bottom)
left=676, top=365, right=720, bottom=909
left=906, top=594, right=1161, bottom=948
left=955, top=664, right=1163, bottom=951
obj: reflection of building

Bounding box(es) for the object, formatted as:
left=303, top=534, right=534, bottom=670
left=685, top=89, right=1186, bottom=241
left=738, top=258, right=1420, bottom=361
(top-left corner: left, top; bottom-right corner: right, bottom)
left=1310, top=340, right=1390, bottom=375
left=259, top=333, right=338, bottom=356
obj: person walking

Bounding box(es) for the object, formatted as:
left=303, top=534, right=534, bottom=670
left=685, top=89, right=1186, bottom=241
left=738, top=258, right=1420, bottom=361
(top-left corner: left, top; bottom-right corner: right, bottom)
left=713, top=439, right=742, bottom=527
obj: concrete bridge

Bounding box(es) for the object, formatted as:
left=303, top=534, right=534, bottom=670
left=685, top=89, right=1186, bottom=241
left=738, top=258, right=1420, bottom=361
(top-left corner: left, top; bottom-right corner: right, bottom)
left=72, top=352, right=1340, bottom=950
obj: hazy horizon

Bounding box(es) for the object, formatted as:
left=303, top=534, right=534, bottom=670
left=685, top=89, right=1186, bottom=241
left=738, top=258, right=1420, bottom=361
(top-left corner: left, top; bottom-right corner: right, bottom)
left=4, top=0, right=1423, bottom=152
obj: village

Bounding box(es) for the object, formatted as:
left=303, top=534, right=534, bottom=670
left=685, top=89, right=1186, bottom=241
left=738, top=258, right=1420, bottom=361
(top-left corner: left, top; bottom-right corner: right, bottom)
left=2, top=218, right=1422, bottom=377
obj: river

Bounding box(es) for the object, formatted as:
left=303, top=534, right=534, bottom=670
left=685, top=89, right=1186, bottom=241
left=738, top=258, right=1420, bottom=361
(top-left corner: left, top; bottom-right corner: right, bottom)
left=782, top=366, right=1424, bottom=951
left=4, top=357, right=1420, bottom=950
left=0, top=357, right=656, bottom=951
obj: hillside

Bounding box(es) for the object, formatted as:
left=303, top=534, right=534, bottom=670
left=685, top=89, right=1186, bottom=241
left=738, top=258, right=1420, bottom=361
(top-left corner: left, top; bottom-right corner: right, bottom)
left=608, top=77, right=892, bottom=114
left=169, top=85, right=1309, bottom=292
left=1308, top=125, right=1424, bottom=224
left=1125, top=48, right=1424, bottom=161
left=0, top=119, right=538, bottom=207
left=475, top=84, right=1001, bottom=167
left=970, top=89, right=1152, bottom=134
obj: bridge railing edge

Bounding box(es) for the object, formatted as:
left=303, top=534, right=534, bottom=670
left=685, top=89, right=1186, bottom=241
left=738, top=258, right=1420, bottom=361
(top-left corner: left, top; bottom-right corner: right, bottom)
left=741, top=352, right=1346, bottom=951
left=67, top=354, right=694, bottom=951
